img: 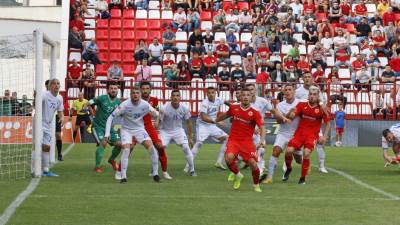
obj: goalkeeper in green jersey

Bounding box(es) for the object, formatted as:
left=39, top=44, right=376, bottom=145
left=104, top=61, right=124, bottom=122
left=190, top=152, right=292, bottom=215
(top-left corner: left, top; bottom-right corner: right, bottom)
left=88, top=84, right=122, bottom=172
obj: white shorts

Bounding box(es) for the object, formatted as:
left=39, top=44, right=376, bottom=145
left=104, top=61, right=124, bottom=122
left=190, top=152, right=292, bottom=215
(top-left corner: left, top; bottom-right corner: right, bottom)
left=121, top=129, right=150, bottom=145
left=273, top=133, right=291, bottom=151
left=160, top=128, right=188, bottom=146
left=41, top=129, right=52, bottom=146
left=196, top=123, right=227, bottom=142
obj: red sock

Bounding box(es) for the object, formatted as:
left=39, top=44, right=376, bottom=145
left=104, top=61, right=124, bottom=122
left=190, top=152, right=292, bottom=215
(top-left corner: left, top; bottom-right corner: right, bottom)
left=285, top=153, right=293, bottom=170
left=227, top=161, right=239, bottom=174
left=252, top=167, right=260, bottom=184
left=301, top=158, right=310, bottom=178
left=156, top=145, right=168, bottom=172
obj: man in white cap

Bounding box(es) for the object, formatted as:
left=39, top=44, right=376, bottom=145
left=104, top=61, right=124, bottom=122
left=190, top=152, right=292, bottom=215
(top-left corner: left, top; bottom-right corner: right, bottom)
left=243, top=52, right=257, bottom=79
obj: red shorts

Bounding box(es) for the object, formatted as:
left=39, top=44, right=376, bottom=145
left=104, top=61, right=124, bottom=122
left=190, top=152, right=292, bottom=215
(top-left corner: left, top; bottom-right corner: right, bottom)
left=145, top=123, right=162, bottom=145
left=225, top=140, right=257, bottom=162
left=336, top=128, right=344, bottom=135
left=288, top=134, right=318, bottom=151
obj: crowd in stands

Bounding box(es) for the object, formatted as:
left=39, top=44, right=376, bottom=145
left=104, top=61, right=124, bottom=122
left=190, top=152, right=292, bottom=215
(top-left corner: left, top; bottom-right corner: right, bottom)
left=0, top=90, right=33, bottom=116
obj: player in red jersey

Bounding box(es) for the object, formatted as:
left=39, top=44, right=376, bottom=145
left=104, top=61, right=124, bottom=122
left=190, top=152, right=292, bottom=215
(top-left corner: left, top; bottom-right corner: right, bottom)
left=216, top=88, right=266, bottom=192
left=284, top=86, right=330, bottom=184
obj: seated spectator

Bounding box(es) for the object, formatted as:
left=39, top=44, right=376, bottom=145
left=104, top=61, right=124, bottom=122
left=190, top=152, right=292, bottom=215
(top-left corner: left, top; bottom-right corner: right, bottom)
left=383, top=7, right=395, bottom=26
left=189, top=53, right=204, bottom=79
left=252, top=29, right=268, bottom=51
left=82, top=38, right=101, bottom=66
left=312, top=64, right=325, bottom=90
left=203, top=28, right=215, bottom=53
left=283, top=55, right=297, bottom=76
left=213, top=9, right=226, bottom=32
left=353, top=0, right=368, bottom=24
left=351, top=54, right=366, bottom=83
left=320, top=31, right=334, bottom=55
left=134, top=59, right=152, bottom=82
left=333, top=29, right=350, bottom=53
left=226, top=29, right=239, bottom=53
left=108, top=0, right=122, bottom=10
left=329, top=75, right=346, bottom=106
left=287, top=42, right=301, bottom=62
left=203, top=51, right=218, bottom=78
left=95, top=0, right=110, bottom=19
left=178, top=64, right=191, bottom=86
left=328, top=1, right=342, bottom=23
left=224, top=9, right=240, bottom=33
left=177, top=54, right=189, bottom=71
left=340, top=0, right=351, bottom=22
left=231, top=63, right=246, bottom=89
left=372, top=30, right=390, bottom=57
left=218, top=63, right=231, bottom=90
left=241, top=42, right=255, bottom=59
left=310, top=42, right=327, bottom=69
left=355, top=66, right=371, bottom=91
left=81, top=62, right=96, bottom=99
left=165, top=64, right=179, bottom=88
left=256, top=41, right=270, bottom=67
left=172, top=8, right=188, bottom=31
left=148, top=38, right=163, bottom=65
left=190, top=40, right=206, bottom=58
left=385, top=21, right=397, bottom=45
left=256, top=67, right=272, bottom=94
left=302, top=18, right=318, bottom=44
left=268, top=32, right=281, bottom=53
left=372, top=20, right=385, bottom=34
left=19, top=94, right=33, bottom=116
left=327, top=66, right=340, bottom=81
left=361, top=42, right=377, bottom=58
left=0, top=90, right=11, bottom=116
left=252, top=0, right=266, bottom=14
left=271, top=63, right=288, bottom=84
left=162, top=26, right=178, bottom=54
left=380, top=65, right=396, bottom=92
left=389, top=55, right=400, bottom=77
left=187, top=9, right=200, bottom=31
left=278, top=20, right=294, bottom=44
left=366, top=54, right=381, bottom=79
left=290, top=0, right=303, bottom=20
left=373, top=92, right=389, bottom=119
left=296, top=55, right=311, bottom=78
left=317, top=18, right=334, bottom=41
left=239, top=8, right=252, bottom=31
left=216, top=38, right=231, bottom=66
left=68, top=60, right=82, bottom=88
left=264, top=8, right=279, bottom=31
left=355, top=17, right=371, bottom=45
left=134, top=0, right=148, bottom=9
left=68, top=27, right=83, bottom=49
left=242, top=53, right=256, bottom=79
left=188, top=28, right=203, bottom=56
left=163, top=53, right=175, bottom=70
left=69, top=15, right=85, bottom=40
left=377, top=0, right=390, bottom=16
left=134, top=39, right=149, bottom=61
left=199, top=0, right=211, bottom=11
left=173, top=0, right=189, bottom=10
left=107, top=61, right=125, bottom=95
left=334, top=47, right=351, bottom=68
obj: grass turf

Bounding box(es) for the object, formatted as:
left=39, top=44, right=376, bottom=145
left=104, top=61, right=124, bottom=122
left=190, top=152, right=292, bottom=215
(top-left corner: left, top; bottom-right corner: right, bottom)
left=2, top=144, right=400, bottom=225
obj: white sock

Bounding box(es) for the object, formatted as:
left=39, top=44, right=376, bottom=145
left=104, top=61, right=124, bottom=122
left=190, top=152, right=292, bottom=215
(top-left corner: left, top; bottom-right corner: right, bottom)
left=148, top=146, right=159, bottom=176
left=257, top=147, right=266, bottom=171
left=216, top=140, right=227, bottom=164
left=42, top=151, right=50, bottom=173
left=182, top=144, right=195, bottom=172
left=191, top=142, right=202, bottom=159
left=268, top=156, right=278, bottom=179
left=317, top=144, right=325, bottom=168
left=121, top=149, right=130, bottom=179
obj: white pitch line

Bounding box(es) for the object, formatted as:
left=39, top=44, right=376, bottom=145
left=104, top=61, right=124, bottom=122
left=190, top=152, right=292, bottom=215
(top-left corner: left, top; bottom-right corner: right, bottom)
left=0, top=143, right=75, bottom=225
left=326, top=166, right=400, bottom=201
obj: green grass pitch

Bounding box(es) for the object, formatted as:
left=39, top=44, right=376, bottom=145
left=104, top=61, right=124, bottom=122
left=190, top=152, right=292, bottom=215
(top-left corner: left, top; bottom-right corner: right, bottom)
left=1, top=144, right=400, bottom=225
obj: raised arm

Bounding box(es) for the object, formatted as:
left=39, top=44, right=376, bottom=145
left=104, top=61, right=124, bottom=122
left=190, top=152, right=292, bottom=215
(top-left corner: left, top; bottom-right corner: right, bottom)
left=216, top=112, right=231, bottom=122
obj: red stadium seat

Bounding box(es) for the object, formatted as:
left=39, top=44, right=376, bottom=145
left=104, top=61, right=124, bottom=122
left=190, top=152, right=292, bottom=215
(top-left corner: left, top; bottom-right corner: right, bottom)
left=134, top=20, right=148, bottom=29
left=96, top=19, right=109, bottom=28
left=123, top=9, right=135, bottom=18
left=122, top=30, right=135, bottom=40
left=110, top=9, right=122, bottom=18
left=200, top=11, right=212, bottom=20
left=109, top=41, right=121, bottom=50
left=122, top=52, right=134, bottom=63
left=109, top=30, right=121, bottom=40
left=97, top=41, right=108, bottom=50
left=123, top=41, right=136, bottom=50
left=123, top=20, right=134, bottom=29
left=237, top=2, right=249, bottom=10
left=345, top=24, right=355, bottom=33
left=109, top=19, right=122, bottom=29
left=135, top=30, right=148, bottom=40
left=148, top=20, right=161, bottom=30
left=148, top=30, right=161, bottom=40
left=98, top=52, right=109, bottom=62
left=96, top=29, right=109, bottom=40
left=122, top=64, right=135, bottom=75
left=109, top=52, right=122, bottom=61
left=95, top=64, right=107, bottom=75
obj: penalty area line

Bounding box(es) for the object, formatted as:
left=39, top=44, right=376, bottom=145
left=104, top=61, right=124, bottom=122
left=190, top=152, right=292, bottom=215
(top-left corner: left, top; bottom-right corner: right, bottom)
left=0, top=143, right=75, bottom=225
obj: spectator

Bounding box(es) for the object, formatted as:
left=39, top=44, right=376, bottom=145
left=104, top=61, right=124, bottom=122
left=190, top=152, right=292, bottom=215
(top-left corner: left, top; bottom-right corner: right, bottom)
left=239, top=8, right=252, bottom=31
left=216, top=38, right=231, bottom=66
left=373, top=92, right=388, bottom=119
left=19, top=94, right=33, bottom=116
left=95, top=0, right=110, bottom=19
left=385, top=21, right=397, bottom=45
left=226, top=29, right=240, bottom=53
left=0, top=90, right=11, bottom=116
left=178, top=64, right=191, bottom=86
left=252, top=0, right=266, bottom=13
left=190, top=40, right=206, bottom=58
left=372, top=20, right=385, bottom=35
left=355, top=66, right=371, bottom=91
left=165, top=64, right=179, bottom=88
left=327, top=66, right=339, bottom=81
left=365, top=54, right=381, bottom=79
left=203, top=28, right=215, bottom=53
left=283, top=55, right=296, bottom=75
left=82, top=38, right=101, bottom=66
left=213, top=9, right=226, bottom=32
left=329, top=75, right=346, bottom=106
left=162, top=26, right=178, bottom=54
left=355, top=17, right=371, bottom=44
left=353, top=0, right=368, bottom=24
left=287, top=42, right=301, bottom=62
left=68, top=60, right=82, bottom=88
left=69, top=15, right=85, bottom=40
left=302, top=18, right=318, bottom=44
left=68, top=26, right=83, bottom=49
left=361, top=42, right=377, bottom=58
left=328, top=1, right=342, bottom=23
left=256, top=67, right=271, bottom=87
left=108, top=0, right=122, bottom=10
left=134, top=39, right=149, bottom=61
left=187, top=9, right=200, bottom=31
left=199, top=0, right=211, bottom=11
left=10, top=92, right=20, bottom=116
left=134, top=0, right=148, bottom=9
left=172, top=7, right=188, bottom=31
left=161, top=0, right=171, bottom=9
left=370, top=13, right=383, bottom=27
left=162, top=53, right=175, bottom=70
left=372, top=30, right=390, bottom=57
left=203, top=51, right=218, bottom=78
left=317, top=18, right=334, bottom=41
left=310, top=42, right=327, bottom=69
left=334, top=101, right=346, bottom=147
left=217, top=63, right=231, bottom=90
left=148, top=38, right=163, bottom=65
left=241, top=42, right=255, bottom=59
left=383, top=7, right=395, bottom=26
left=340, top=0, right=351, bottom=22
left=188, top=0, right=199, bottom=10
left=333, top=29, right=350, bottom=53
left=389, top=55, right=400, bottom=77
left=351, top=54, right=366, bottom=84
left=279, top=19, right=294, bottom=44
left=252, top=10, right=264, bottom=31
left=189, top=52, right=204, bottom=79
left=334, top=46, right=351, bottom=68
left=271, top=63, right=288, bottom=84
left=230, top=63, right=246, bottom=89
left=252, top=29, right=268, bottom=51
left=134, top=59, right=152, bottom=82
left=173, top=0, right=189, bottom=10
left=377, top=0, right=390, bottom=16
left=312, top=64, right=325, bottom=90
left=296, top=55, right=311, bottom=77
left=177, top=54, right=189, bottom=71
left=107, top=61, right=125, bottom=95
left=81, top=62, right=96, bottom=99
left=188, top=28, right=203, bottom=56
left=224, top=8, right=240, bottom=33
left=289, top=0, right=303, bottom=20
left=380, top=65, right=396, bottom=92
left=264, top=8, right=279, bottom=31
left=242, top=53, right=257, bottom=79
left=268, top=32, right=281, bottom=53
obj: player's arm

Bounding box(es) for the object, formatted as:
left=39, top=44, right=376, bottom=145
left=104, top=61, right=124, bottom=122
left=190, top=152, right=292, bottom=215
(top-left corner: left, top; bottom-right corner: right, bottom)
left=57, top=110, right=65, bottom=127
left=255, top=112, right=266, bottom=148
left=186, top=118, right=194, bottom=148
left=286, top=103, right=301, bottom=119
left=270, top=108, right=290, bottom=123
left=87, top=97, right=98, bottom=116
left=200, top=112, right=216, bottom=124
left=216, top=112, right=230, bottom=122
left=320, top=113, right=331, bottom=145
left=104, top=106, right=122, bottom=139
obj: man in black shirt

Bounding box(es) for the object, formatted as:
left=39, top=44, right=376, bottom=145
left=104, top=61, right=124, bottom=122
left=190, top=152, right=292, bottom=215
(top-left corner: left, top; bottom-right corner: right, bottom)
left=231, top=63, right=246, bottom=90
left=241, top=42, right=255, bottom=59
left=218, top=63, right=231, bottom=90
left=187, top=28, right=203, bottom=57
left=355, top=17, right=371, bottom=44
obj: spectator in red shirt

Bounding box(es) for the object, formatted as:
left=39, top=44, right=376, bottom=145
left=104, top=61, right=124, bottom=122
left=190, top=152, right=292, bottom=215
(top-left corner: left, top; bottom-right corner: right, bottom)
left=178, top=64, right=191, bottom=86
left=203, top=51, right=218, bottom=78
left=216, top=38, right=231, bottom=66
left=327, top=66, right=339, bottom=82
left=256, top=41, right=270, bottom=67
left=334, top=48, right=351, bottom=67
left=189, top=53, right=204, bottom=79
left=389, top=56, right=400, bottom=77
left=312, top=64, right=325, bottom=90
left=382, top=7, right=395, bottom=26
left=296, top=55, right=310, bottom=78
left=372, top=30, right=390, bottom=57
left=351, top=54, right=366, bottom=83
left=353, top=0, right=367, bottom=23
left=283, top=55, right=296, bottom=75
left=69, top=15, right=86, bottom=40
left=68, top=59, right=82, bottom=88
left=340, top=0, right=351, bottom=19
left=162, top=53, right=175, bottom=70
left=256, top=67, right=271, bottom=96
left=303, top=0, right=316, bottom=14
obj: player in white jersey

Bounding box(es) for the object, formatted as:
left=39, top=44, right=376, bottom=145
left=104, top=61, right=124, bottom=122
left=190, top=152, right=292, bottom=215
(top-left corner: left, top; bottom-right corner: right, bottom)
left=382, top=125, right=400, bottom=166
left=191, top=87, right=228, bottom=170
left=31, top=79, right=64, bottom=177
left=104, top=87, right=160, bottom=183
left=294, top=73, right=328, bottom=173
left=159, top=90, right=196, bottom=176
left=245, top=83, right=288, bottom=175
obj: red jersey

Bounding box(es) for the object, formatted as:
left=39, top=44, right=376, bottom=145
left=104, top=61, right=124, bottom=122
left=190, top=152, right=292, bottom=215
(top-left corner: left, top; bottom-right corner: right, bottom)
left=190, top=58, right=202, bottom=69
left=389, top=58, right=400, bottom=72
left=256, top=72, right=270, bottom=84
left=335, top=49, right=350, bottom=62
left=216, top=44, right=229, bottom=58
left=257, top=47, right=270, bottom=59
left=163, top=59, right=174, bottom=68
left=340, top=3, right=351, bottom=16
left=354, top=4, right=367, bottom=16
left=69, top=19, right=85, bottom=31
left=373, top=36, right=385, bottom=47
left=312, top=70, right=324, bottom=83
left=297, top=60, right=310, bottom=72
left=284, top=60, right=296, bottom=70
left=68, top=65, right=81, bottom=79
left=294, top=102, right=330, bottom=137
left=203, top=56, right=217, bottom=66
left=227, top=104, right=263, bottom=142
left=143, top=96, right=159, bottom=126
left=352, top=60, right=365, bottom=71
left=382, top=12, right=395, bottom=26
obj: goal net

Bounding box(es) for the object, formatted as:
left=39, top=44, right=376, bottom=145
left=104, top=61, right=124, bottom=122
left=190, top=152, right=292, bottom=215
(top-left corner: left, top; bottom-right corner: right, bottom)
left=0, top=30, right=56, bottom=179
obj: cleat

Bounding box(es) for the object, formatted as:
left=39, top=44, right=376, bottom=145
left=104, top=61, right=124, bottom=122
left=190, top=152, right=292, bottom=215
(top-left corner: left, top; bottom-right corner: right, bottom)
left=215, top=162, right=227, bottom=170
left=227, top=172, right=235, bottom=182
left=259, top=173, right=268, bottom=183
left=57, top=155, right=63, bottom=161
left=163, top=172, right=173, bottom=180
left=319, top=167, right=328, bottom=174
left=108, top=159, right=119, bottom=171
left=233, top=173, right=244, bottom=190
left=282, top=168, right=292, bottom=182
left=115, top=171, right=122, bottom=180
left=298, top=177, right=306, bottom=185
left=43, top=171, right=59, bottom=177
left=120, top=178, right=127, bottom=184
left=183, top=164, right=190, bottom=173
left=263, top=177, right=273, bottom=184
left=153, top=175, right=161, bottom=182
left=94, top=167, right=104, bottom=173
left=253, top=184, right=262, bottom=193
left=190, top=171, right=197, bottom=177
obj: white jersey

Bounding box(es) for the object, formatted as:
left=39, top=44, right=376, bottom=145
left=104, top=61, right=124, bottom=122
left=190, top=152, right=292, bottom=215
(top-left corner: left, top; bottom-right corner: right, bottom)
left=251, top=96, right=273, bottom=119
left=160, top=102, right=191, bottom=131
left=105, top=99, right=154, bottom=137
left=42, top=91, right=63, bottom=131
left=197, top=97, right=224, bottom=125
left=382, top=123, right=400, bottom=149
left=295, top=86, right=327, bottom=104
left=276, top=98, right=300, bottom=136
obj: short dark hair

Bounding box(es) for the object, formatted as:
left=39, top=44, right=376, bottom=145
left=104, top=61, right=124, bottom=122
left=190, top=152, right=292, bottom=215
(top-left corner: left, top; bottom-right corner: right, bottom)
left=171, top=89, right=180, bottom=96
left=45, top=80, right=50, bottom=86
left=139, top=81, right=151, bottom=88
left=207, top=86, right=216, bottom=91
left=245, top=83, right=255, bottom=88
left=241, top=88, right=250, bottom=92
left=382, top=129, right=391, bottom=138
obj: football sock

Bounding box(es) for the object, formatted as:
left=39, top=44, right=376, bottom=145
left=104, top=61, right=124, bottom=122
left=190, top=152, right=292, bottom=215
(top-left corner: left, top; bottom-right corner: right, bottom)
left=191, top=142, right=202, bottom=158
left=317, top=144, right=325, bottom=168
left=108, top=147, right=121, bottom=162
left=216, top=140, right=227, bottom=164
left=95, top=146, right=105, bottom=168
left=121, top=148, right=130, bottom=179
left=268, top=156, right=278, bottom=178
left=148, top=146, right=159, bottom=176
left=285, top=153, right=293, bottom=170
left=182, top=144, right=195, bottom=172
left=42, top=151, right=50, bottom=173
left=56, top=140, right=62, bottom=157
left=155, top=145, right=168, bottom=172
left=257, top=147, right=266, bottom=171
left=227, top=160, right=239, bottom=174
left=301, top=158, right=310, bottom=178
left=252, top=167, right=260, bottom=184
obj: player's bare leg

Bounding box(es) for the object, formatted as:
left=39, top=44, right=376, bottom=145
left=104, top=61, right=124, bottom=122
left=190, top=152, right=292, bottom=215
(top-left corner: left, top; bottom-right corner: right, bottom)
left=248, top=158, right=262, bottom=192
left=215, top=136, right=228, bottom=170
left=299, top=148, right=312, bottom=184
left=225, top=153, right=243, bottom=190
left=143, top=140, right=160, bottom=182
left=107, top=142, right=122, bottom=171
